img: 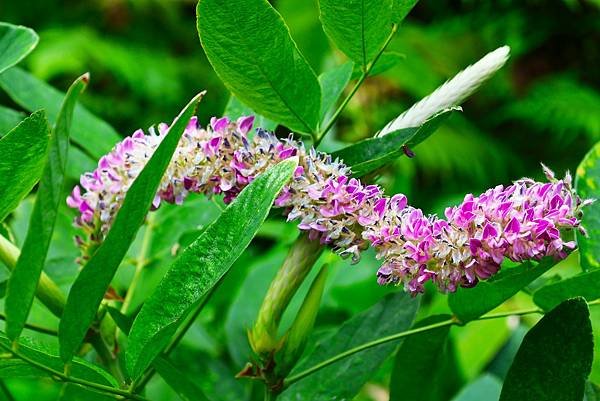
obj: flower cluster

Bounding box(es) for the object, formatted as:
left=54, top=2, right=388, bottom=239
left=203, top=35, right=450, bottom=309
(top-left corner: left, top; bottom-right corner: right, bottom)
left=67, top=115, right=590, bottom=294
left=366, top=166, right=590, bottom=293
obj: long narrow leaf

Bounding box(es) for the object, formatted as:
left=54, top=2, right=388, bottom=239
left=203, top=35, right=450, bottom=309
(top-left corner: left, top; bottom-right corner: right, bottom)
left=5, top=74, right=89, bottom=340
left=0, top=22, right=38, bottom=74
left=0, top=111, right=50, bottom=223
left=59, top=93, right=205, bottom=363
left=126, top=157, right=297, bottom=380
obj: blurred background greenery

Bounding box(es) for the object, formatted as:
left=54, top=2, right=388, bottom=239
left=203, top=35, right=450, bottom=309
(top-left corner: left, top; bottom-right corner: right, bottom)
left=1, top=0, right=599, bottom=400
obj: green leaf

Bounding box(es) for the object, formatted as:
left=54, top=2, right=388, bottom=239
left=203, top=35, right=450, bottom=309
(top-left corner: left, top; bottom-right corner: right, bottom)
left=126, top=157, right=297, bottom=379
left=389, top=314, right=452, bottom=401
left=59, top=93, right=205, bottom=363
left=350, top=51, right=405, bottom=79
left=5, top=74, right=88, bottom=340
left=0, top=335, right=117, bottom=395
left=197, top=0, right=321, bottom=134
left=500, top=298, right=593, bottom=401
left=451, top=374, right=502, bottom=401
left=280, top=292, right=419, bottom=401
left=585, top=381, right=600, bottom=401
left=332, top=107, right=455, bottom=176
left=0, top=105, right=25, bottom=136
left=319, top=61, right=354, bottom=121
left=223, top=95, right=277, bottom=131
left=576, top=141, right=600, bottom=271
left=153, top=357, right=211, bottom=401
left=0, top=110, right=50, bottom=223
left=0, top=67, right=119, bottom=159
left=392, top=0, right=419, bottom=23
left=0, top=23, right=38, bottom=74
left=318, top=0, right=394, bottom=68
left=449, top=258, right=555, bottom=323
left=533, top=269, right=600, bottom=311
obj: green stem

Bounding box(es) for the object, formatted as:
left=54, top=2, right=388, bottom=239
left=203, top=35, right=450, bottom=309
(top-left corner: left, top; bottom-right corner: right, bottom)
left=0, top=343, right=150, bottom=401
left=315, top=23, right=399, bottom=147
left=121, top=215, right=155, bottom=314
left=284, top=304, right=575, bottom=387
left=0, top=313, right=57, bottom=336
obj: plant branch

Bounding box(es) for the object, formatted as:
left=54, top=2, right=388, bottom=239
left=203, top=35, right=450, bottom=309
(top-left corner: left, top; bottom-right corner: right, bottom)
left=0, top=342, right=151, bottom=401
left=315, top=23, right=398, bottom=146
left=284, top=302, right=600, bottom=387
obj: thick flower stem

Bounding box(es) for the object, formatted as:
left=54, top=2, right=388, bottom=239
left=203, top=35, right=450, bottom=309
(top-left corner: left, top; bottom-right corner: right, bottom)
left=250, top=234, right=324, bottom=357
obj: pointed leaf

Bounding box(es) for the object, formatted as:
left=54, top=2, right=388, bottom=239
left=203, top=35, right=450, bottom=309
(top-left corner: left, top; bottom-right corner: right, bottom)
left=59, top=93, right=205, bottom=363
left=319, top=62, right=353, bottom=121
left=318, top=0, right=394, bottom=68
left=500, top=298, right=593, bottom=401
left=576, top=141, right=600, bottom=270
left=390, top=314, right=453, bottom=401
left=449, top=258, right=555, bottom=323
left=5, top=74, right=88, bottom=340
left=126, top=157, right=297, bottom=379
left=392, top=0, right=419, bottom=23
left=0, top=67, right=119, bottom=159
left=280, top=292, right=419, bottom=401
left=0, top=105, right=25, bottom=135
left=153, top=357, right=211, bottom=401
left=0, top=22, right=38, bottom=74
left=332, top=107, right=456, bottom=176
left=197, top=0, right=321, bottom=134
left=0, top=111, right=49, bottom=223
left=533, top=269, right=600, bottom=311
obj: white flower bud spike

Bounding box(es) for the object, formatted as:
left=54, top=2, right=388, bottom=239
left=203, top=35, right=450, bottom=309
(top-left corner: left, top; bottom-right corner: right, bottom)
left=377, top=45, right=510, bottom=136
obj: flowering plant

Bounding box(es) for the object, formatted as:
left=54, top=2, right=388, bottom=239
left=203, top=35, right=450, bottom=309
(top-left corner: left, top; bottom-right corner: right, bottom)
left=0, top=2, right=599, bottom=401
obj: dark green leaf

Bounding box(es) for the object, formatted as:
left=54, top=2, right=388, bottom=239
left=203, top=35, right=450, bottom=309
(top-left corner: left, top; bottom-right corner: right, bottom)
left=500, top=298, right=593, bottom=401
left=318, top=0, right=394, bottom=68
left=533, top=269, right=600, bottom=311
left=223, top=95, right=277, bottom=131
left=0, top=22, right=38, bottom=74
left=449, top=258, right=555, bottom=323
left=0, top=110, right=49, bottom=223
left=319, top=61, right=353, bottom=121
left=153, top=356, right=211, bottom=401
left=126, top=157, right=297, bottom=379
left=59, top=93, right=205, bottom=363
left=390, top=314, right=452, bottom=401
left=451, top=374, right=502, bottom=401
left=392, top=0, right=419, bottom=23
left=576, top=141, right=600, bottom=271
left=280, top=292, right=419, bottom=401
left=585, top=381, right=600, bottom=401
left=0, top=67, right=119, bottom=159
left=5, top=74, right=88, bottom=340
left=332, top=107, right=455, bottom=176
left=0, top=105, right=25, bottom=136
left=197, top=0, right=321, bottom=134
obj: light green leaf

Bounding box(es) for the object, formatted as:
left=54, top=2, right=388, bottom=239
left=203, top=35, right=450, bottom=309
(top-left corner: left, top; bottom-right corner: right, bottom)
left=197, top=0, right=321, bottom=134
left=390, top=315, right=452, bottom=401
left=0, top=22, right=38, bottom=74
left=153, top=357, right=211, bottom=401
left=332, top=107, right=456, bottom=176
left=350, top=51, right=405, bottom=79
left=318, top=0, right=394, bottom=68
left=0, top=105, right=25, bottom=136
left=451, top=374, right=502, bottom=401
left=59, top=93, right=205, bottom=363
left=0, top=110, right=49, bottom=223
left=533, top=269, right=600, bottom=311
left=280, top=292, right=419, bottom=401
left=319, top=61, right=353, bottom=121
left=0, top=67, right=119, bottom=159
left=126, top=157, right=297, bottom=379
left=500, top=298, right=593, bottom=401
left=223, top=95, right=277, bottom=131
left=576, top=141, right=600, bottom=270
left=449, top=258, right=555, bottom=323
left=5, top=74, right=88, bottom=340
left=392, top=0, right=419, bottom=23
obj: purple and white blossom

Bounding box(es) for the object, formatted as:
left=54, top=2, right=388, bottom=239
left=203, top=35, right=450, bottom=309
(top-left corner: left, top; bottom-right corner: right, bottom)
left=67, top=115, right=590, bottom=294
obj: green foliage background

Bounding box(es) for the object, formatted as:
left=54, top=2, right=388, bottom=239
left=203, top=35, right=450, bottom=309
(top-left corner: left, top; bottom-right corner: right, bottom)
left=0, top=0, right=599, bottom=400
